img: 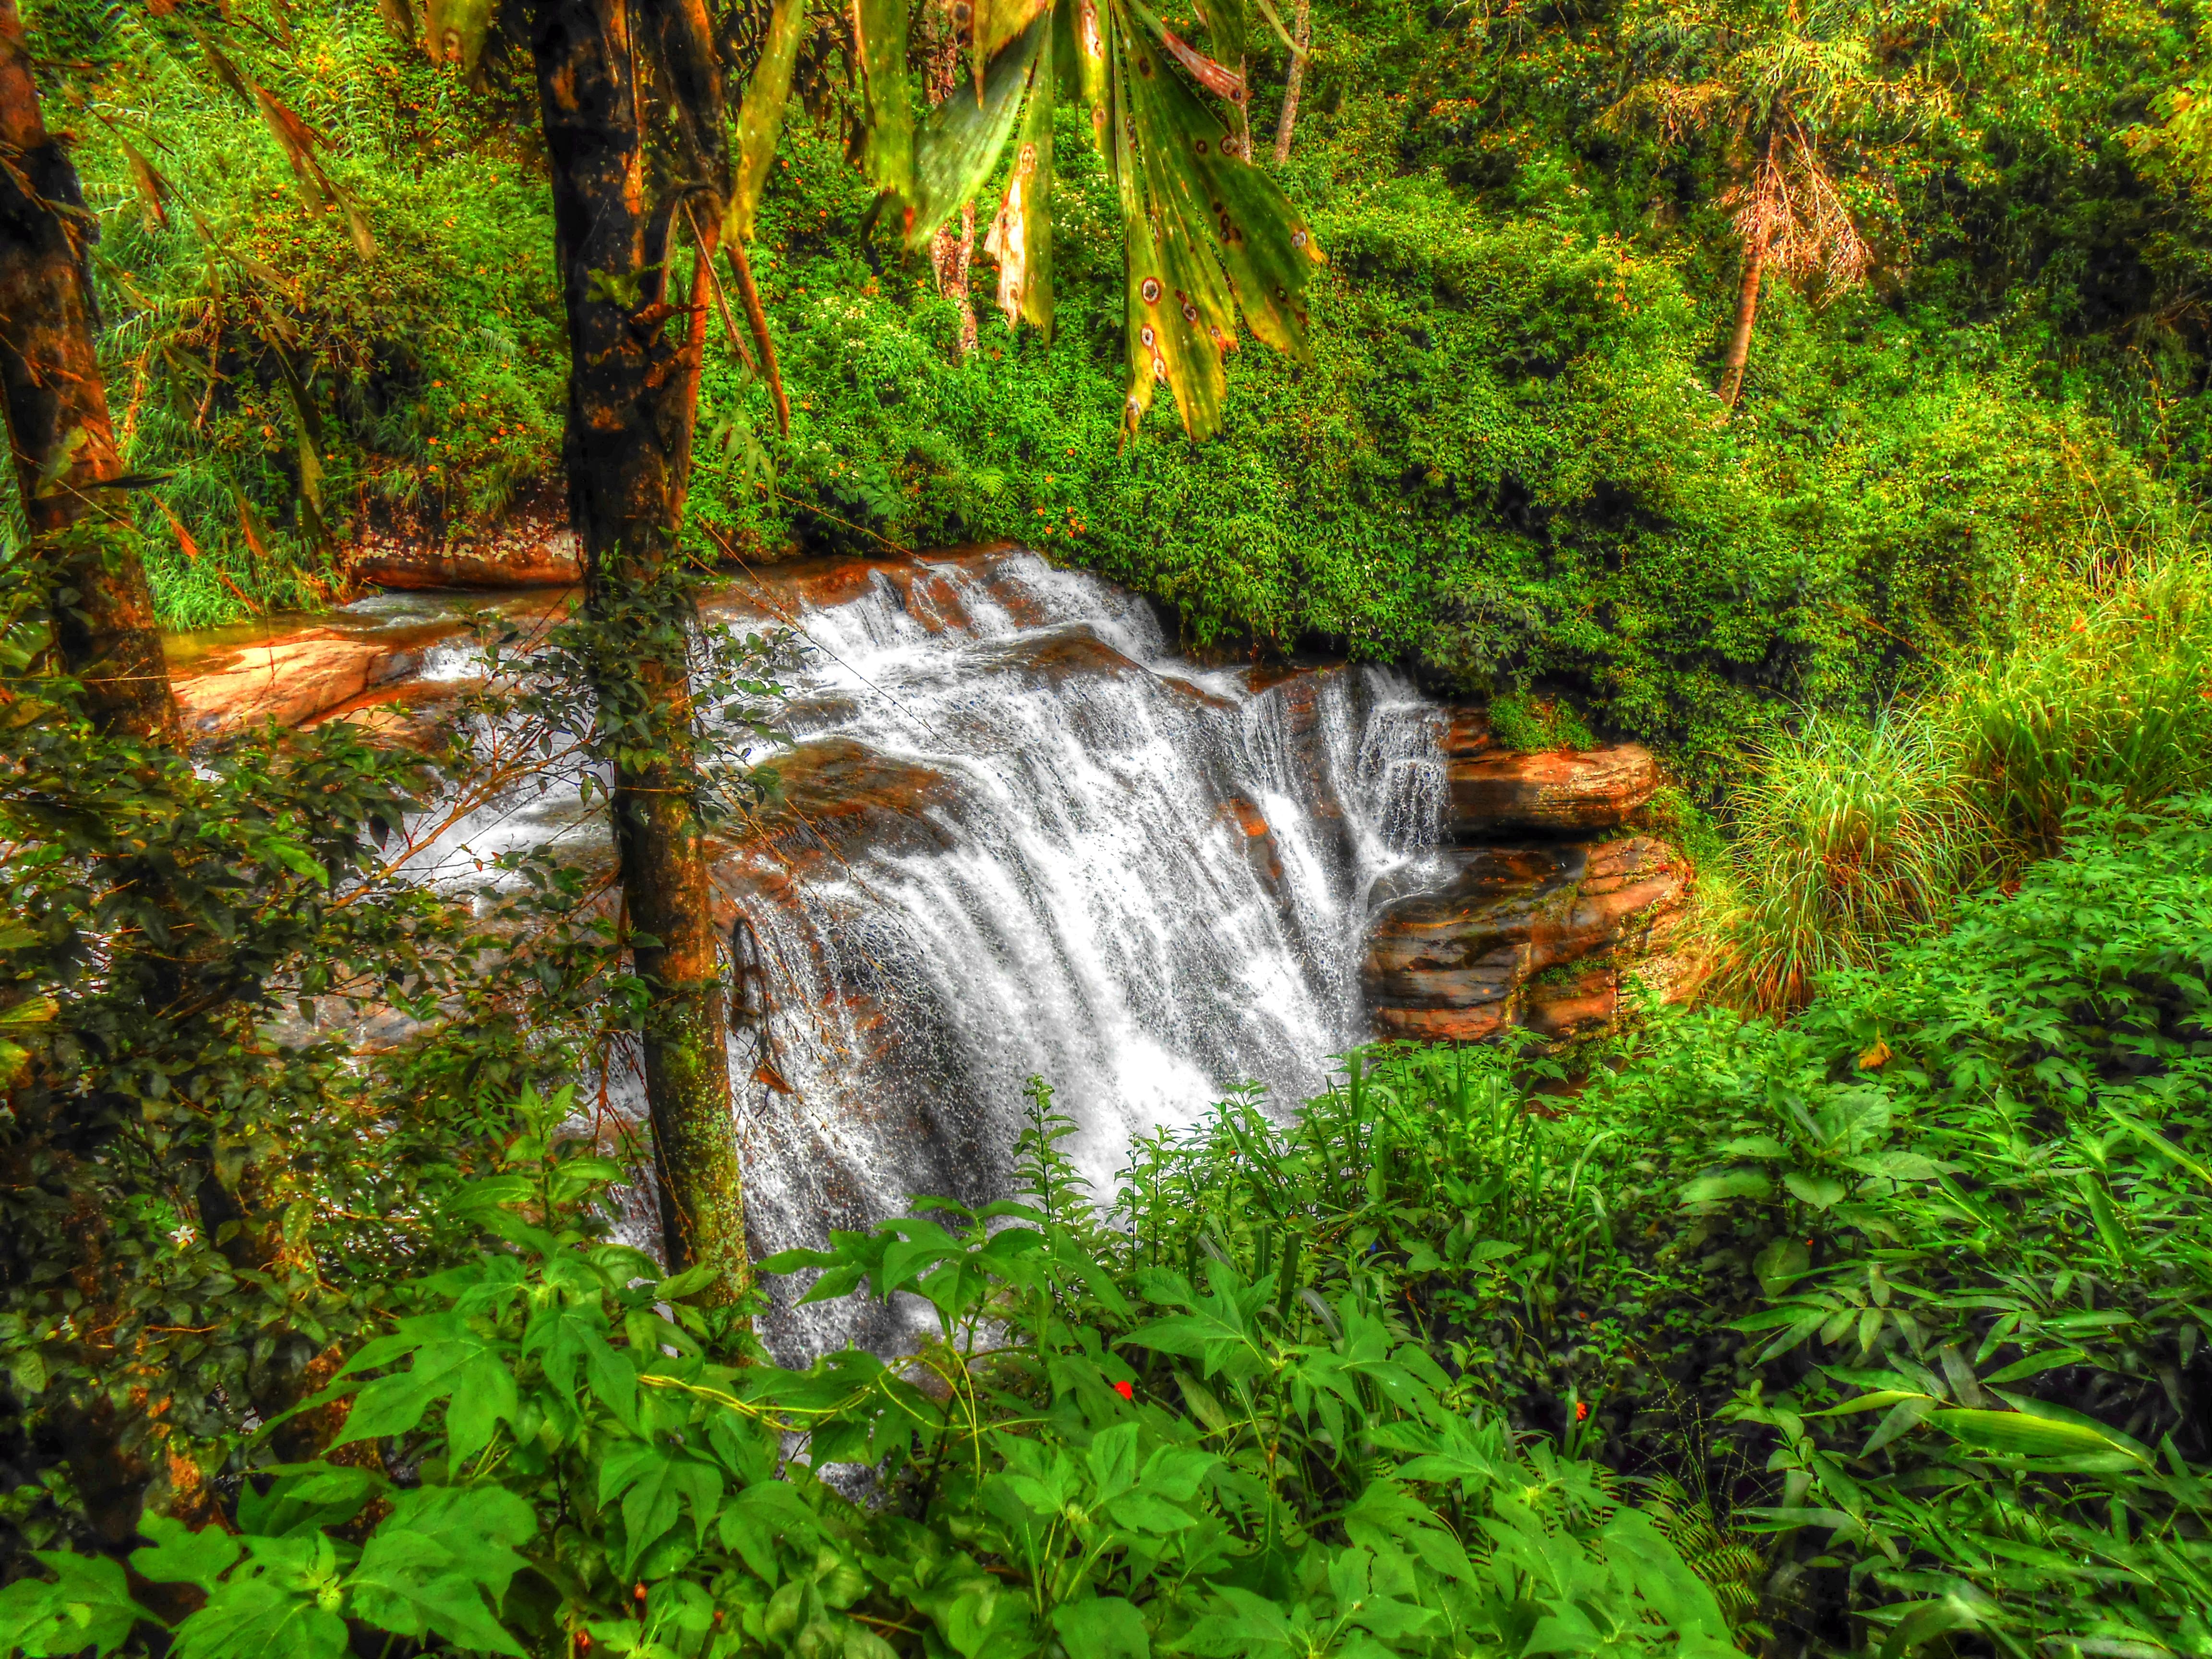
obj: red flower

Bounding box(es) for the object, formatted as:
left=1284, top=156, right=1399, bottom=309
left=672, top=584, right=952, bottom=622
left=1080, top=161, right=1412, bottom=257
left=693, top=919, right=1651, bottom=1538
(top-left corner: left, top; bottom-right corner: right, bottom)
left=1113, top=1380, right=1135, bottom=1401
left=1575, top=1401, right=1589, bottom=1422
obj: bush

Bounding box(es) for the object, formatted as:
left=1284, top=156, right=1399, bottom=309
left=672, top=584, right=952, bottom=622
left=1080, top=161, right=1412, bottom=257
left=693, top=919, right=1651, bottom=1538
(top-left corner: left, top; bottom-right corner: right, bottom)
left=0, top=1085, right=1742, bottom=1659
left=1716, top=553, right=2212, bottom=1006
left=1952, top=553, right=2212, bottom=854
left=1709, top=711, right=1987, bottom=1015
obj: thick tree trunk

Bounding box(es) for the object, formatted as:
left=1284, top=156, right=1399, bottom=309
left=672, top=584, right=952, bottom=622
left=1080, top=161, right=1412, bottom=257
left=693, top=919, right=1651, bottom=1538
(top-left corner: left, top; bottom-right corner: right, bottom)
left=531, top=0, right=750, bottom=1299
left=1271, top=0, right=1310, bottom=166
left=1716, top=228, right=1767, bottom=409
left=926, top=3, right=978, bottom=358
left=0, top=0, right=176, bottom=741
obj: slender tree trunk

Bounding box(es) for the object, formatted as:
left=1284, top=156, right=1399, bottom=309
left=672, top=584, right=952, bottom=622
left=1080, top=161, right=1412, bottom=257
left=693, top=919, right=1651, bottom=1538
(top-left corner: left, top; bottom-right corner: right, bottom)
left=0, top=0, right=176, bottom=741
left=1270, top=0, right=1310, bottom=166
left=926, top=1, right=978, bottom=358
left=1716, top=227, right=1768, bottom=409
left=531, top=0, right=750, bottom=1299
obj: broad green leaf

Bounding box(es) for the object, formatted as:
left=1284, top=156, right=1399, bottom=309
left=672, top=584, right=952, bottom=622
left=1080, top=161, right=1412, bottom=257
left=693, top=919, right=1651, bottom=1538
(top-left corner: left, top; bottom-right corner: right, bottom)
left=854, top=0, right=914, bottom=201
left=345, top=1488, right=534, bottom=1656
left=174, top=1577, right=348, bottom=1659
left=1680, top=1167, right=1774, bottom=1206
left=905, top=19, right=1046, bottom=248
left=2, top=1554, right=152, bottom=1658
left=1050, top=1596, right=1149, bottom=1659
left=727, top=0, right=805, bottom=244
left=133, top=1517, right=245, bottom=1593
left=1087, top=1421, right=1141, bottom=1500
left=1783, top=1170, right=1850, bottom=1211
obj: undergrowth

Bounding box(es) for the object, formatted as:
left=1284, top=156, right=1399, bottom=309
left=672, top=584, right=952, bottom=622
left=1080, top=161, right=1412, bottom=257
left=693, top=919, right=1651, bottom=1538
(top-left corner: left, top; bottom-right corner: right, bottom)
left=1716, top=553, right=2212, bottom=1010
left=8, top=792, right=2212, bottom=1657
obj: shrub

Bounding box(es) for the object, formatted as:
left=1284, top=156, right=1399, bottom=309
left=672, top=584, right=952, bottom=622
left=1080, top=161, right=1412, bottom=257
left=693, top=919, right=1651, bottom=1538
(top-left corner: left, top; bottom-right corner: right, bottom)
left=1710, top=711, right=1987, bottom=1015
left=1951, top=553, right=2212, bottom=854
left=1714, top=553, right=2212, bottom=1008
left=0, top=1085, right=1743, bottom=1659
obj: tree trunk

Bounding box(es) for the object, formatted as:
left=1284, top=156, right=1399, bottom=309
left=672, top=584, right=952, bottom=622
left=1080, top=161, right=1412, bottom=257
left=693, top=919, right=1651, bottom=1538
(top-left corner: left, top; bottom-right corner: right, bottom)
left=1271, top=0, right=1310, bottom=167
left=1716, top=227, right=1767, bottom=409
left=926, top=2, right=978, bottom=358
left=530, top=0, right=750, bottom=1300
left=0, top=0, right=176, bottom=741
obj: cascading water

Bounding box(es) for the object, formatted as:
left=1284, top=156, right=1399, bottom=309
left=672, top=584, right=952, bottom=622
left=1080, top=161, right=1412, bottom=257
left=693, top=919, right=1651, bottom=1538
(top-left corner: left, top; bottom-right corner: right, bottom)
left=389, top=546, right=1445, bottom=1360
left=690, top=549, right=1444, bottom=1358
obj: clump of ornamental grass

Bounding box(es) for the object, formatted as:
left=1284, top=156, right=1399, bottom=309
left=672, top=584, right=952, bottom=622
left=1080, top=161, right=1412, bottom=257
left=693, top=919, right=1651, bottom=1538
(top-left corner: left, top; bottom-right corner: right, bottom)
left=1711, top=710, right=1988, bottom=1015
left=1952, top=552, right=2212, bottom=854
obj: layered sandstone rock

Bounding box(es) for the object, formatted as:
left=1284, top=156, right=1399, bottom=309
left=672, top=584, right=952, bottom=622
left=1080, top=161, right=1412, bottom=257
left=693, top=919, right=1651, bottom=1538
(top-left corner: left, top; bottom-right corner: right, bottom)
left=1444, top=742, right=1660, bottom=837
left=1363, top=835, right=1686, bottom=1043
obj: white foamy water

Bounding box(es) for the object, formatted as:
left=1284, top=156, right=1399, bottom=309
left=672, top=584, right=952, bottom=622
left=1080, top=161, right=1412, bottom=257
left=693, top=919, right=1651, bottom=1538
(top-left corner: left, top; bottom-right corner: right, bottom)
left=394, top=549, right=1445, bottom=1358
left=696, top=551, right=1443, bottom=1357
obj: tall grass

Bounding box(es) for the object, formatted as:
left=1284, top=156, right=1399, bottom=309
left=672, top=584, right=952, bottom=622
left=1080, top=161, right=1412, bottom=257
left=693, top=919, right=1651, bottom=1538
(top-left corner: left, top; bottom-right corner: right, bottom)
left=1717, top=553, right=2212, bottom=1010
left=1712, top=712, right=1986, bottom=1014
left=1953, top=553, right=2212, bottom=854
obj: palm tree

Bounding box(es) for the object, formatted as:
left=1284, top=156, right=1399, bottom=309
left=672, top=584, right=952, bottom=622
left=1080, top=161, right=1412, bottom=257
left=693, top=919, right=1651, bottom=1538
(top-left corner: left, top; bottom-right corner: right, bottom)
left=1601, top=0, right=1929, bottom=407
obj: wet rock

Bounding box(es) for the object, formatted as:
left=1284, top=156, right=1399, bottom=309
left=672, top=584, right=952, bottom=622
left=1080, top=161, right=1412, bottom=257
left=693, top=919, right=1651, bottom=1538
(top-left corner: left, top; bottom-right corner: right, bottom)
left=709, top=737, right=959, bottom=903
left=1217, top=796, right=1284, bottom=891
left=1363, top=835, right=1686, bottom=1043
left=172, top=630, right=425, bottom=735
left=354, top=513, right=582, bottom=589
left=311, top=676, right=482, bottom=748
left=704, top=543, right=1038, bottom=635
left=1445, top=742, right=1659, bottom=838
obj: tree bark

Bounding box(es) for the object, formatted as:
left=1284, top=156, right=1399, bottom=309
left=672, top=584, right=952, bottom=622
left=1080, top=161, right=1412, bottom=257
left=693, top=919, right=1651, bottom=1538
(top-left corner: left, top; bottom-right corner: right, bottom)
left=1270, top=0, right=1310, bottom=167
left=531, top=0, right=750, bottom=1300
left=926, top=1, right=978, bottom=358
left=1716, top=226, right=1767, bottom=409
left=0, top=0, right=177, bottom=741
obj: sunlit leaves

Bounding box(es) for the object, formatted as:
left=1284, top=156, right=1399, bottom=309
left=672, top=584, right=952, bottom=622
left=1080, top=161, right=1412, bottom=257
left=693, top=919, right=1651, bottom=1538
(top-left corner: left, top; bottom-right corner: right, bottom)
left=727, top=0, right=807, bottom=244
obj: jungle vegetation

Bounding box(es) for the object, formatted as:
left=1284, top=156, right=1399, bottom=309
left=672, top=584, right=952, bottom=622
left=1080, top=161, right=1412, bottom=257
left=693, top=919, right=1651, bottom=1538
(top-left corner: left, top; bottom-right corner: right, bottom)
left=5, top=0, right=2212, bottom=1653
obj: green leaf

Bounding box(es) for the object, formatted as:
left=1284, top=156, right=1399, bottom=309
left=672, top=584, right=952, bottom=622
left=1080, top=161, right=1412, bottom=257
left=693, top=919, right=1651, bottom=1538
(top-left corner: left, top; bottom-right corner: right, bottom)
left=133, top=1515, right=245, bottom=1590
left=1050, top=1596, right=1149, bottom=1659
left=2, top=1553, right=154, bottom=1658
left=1930, top=1407, right=2147, bottom=1461
left=854, top=0, right=914, bottom=202
left=1783, top=1171, right=1850, bottom=1211
left=1680, top=1167, right=1774, bottom=1206
left=345, top=1488, right=534, bottom=1656
left=905, top=18, right=1047, bottom=248
left=174, top=1577, right=349, bottom=1659
left=726, top=0, right=806, bottom=243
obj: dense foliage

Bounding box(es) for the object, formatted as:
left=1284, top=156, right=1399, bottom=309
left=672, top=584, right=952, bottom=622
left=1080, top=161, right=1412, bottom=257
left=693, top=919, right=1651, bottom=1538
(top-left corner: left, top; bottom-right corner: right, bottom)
left=36, top=0, right=2212, bottom=766
left=9, top=792, right=2212, bottom=1656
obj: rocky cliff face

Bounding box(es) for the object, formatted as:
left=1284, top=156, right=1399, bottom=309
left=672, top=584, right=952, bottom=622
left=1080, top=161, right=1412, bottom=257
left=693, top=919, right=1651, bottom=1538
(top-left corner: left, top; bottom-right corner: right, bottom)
left=1360, top=711, right=1689, bottom=1043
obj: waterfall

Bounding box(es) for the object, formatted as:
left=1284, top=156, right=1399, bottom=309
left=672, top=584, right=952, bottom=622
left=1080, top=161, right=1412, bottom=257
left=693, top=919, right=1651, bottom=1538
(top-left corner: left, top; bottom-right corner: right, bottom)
left=392, top=547, right=1445, bottom=1359
left=696, top=550, right=1443, bottom=1359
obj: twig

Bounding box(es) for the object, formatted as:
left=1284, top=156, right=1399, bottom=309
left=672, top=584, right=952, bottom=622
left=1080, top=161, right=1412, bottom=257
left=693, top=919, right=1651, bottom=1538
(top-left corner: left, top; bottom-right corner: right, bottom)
left=724, top=241, right=791, bottom=437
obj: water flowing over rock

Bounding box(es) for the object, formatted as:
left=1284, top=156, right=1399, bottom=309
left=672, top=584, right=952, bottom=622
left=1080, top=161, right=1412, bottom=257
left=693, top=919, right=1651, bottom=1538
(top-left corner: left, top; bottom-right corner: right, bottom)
left=682, top=549, right=1446, bottom=1358
left=180, top=548, right=1690, bottom=1361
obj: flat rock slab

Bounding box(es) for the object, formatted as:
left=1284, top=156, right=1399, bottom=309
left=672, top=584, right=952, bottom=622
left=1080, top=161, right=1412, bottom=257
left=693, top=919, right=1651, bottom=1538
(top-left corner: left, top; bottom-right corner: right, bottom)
left=173, top=630, right=423, bottom=736
left=352, top=510, right=583, bottom=589
left=1446, top=743, right=1659, bottom=837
